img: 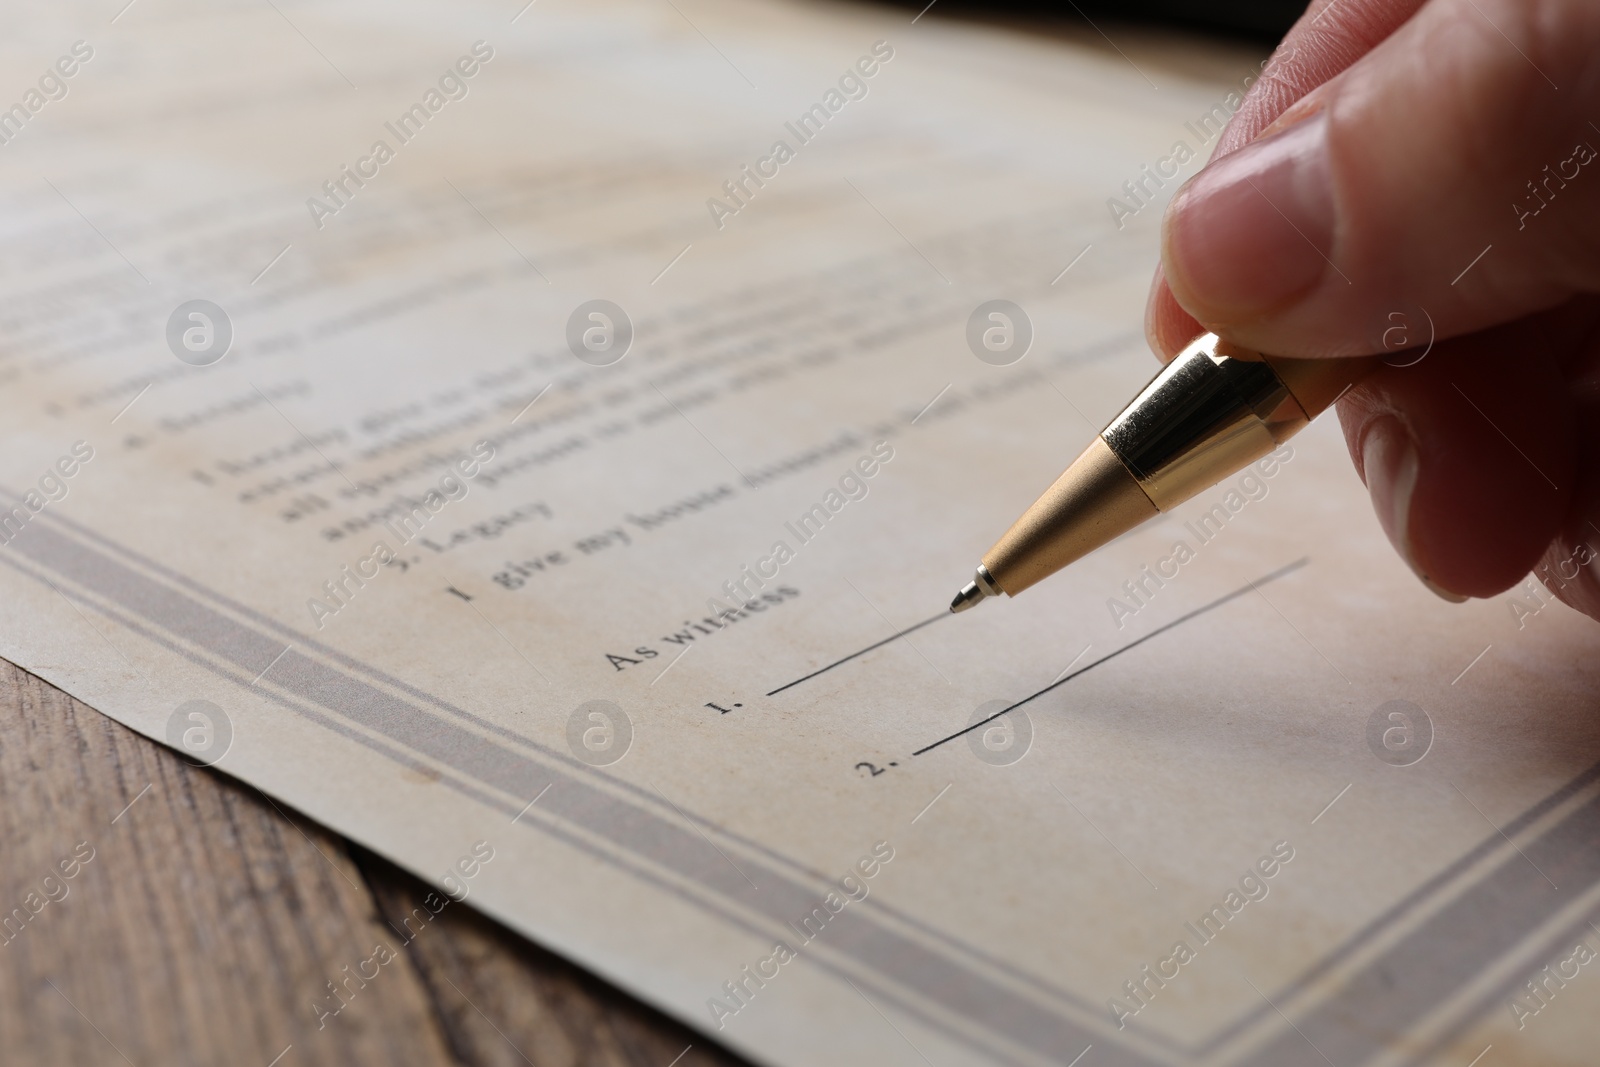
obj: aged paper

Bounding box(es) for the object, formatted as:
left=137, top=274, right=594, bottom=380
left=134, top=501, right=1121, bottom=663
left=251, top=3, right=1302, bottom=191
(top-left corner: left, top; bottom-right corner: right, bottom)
left=3, top=1, right=1599, bottom=1064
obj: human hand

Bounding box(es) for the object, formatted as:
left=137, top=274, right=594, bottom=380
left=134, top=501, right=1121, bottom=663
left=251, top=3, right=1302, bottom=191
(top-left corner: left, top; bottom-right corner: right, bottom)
left=1145, top=0, right=1600, bottom=618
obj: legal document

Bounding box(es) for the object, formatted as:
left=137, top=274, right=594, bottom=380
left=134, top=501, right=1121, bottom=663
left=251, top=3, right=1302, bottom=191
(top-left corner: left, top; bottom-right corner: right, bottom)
left=3, top=1, right=1599, bottom=1063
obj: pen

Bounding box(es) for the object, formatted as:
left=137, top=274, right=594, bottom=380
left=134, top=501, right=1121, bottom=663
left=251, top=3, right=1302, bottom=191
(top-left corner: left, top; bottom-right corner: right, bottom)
left=950, top=332, right=1376, bottom=612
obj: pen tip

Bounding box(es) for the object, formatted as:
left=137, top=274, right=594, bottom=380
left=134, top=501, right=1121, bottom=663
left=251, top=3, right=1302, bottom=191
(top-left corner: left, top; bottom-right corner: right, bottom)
left=949, top=580, right=987, bottom=614
left=950, top=564, right=1002, bottom=613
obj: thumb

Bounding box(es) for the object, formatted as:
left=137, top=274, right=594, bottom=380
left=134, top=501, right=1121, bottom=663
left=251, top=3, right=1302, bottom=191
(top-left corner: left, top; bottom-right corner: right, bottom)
left=1159, top=0, right=1600, bottom=358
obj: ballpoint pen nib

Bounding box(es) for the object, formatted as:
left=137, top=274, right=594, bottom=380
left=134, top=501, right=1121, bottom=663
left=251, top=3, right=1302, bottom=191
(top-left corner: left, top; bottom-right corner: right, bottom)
left=949, top=564, right=1001, bottom=613
left=949, top=581, right=988, bottom=613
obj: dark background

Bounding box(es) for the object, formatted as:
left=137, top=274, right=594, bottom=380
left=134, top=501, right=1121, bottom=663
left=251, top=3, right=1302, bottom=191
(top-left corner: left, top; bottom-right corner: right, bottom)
left=883, top=0, right=1311, bottom=43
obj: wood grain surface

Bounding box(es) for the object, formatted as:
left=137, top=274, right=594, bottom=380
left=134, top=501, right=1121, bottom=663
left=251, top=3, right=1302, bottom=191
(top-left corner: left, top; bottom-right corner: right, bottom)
left=0, top=657, right=747, bottom=1067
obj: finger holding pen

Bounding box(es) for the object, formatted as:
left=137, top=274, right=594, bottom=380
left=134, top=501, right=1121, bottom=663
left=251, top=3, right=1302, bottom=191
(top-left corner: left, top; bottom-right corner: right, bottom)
left=1146, top=0, right=1600, bottom=616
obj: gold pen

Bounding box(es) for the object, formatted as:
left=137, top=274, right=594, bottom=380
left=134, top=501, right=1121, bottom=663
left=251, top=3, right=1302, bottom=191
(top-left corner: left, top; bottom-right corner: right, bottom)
left=950, top=332, right=1376, bottom=612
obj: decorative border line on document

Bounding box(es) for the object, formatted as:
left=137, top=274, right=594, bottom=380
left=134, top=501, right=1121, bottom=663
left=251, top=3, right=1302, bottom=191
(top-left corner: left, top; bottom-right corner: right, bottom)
left=5, top=501, right=1600, bottom=1066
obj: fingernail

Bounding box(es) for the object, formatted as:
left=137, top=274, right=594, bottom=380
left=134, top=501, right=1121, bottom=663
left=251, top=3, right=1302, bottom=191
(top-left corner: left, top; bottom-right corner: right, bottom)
left=1143, top=263, right=1195, bottom=362
left=1360, top=414, right=1467, bottom=603
left=1143, top=264, right=1167, bottom=358
left=1162, top=113, right=1335, bottom=321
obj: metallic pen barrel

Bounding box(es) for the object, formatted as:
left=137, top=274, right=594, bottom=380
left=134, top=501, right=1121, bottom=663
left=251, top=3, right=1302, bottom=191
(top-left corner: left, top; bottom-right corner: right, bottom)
left=951, top=333, right=1371, bottom=611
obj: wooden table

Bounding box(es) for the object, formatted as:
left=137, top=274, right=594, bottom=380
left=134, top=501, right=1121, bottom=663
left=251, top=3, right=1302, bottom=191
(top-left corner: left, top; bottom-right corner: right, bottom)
left=0, top=658, right=746, bottom=1067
